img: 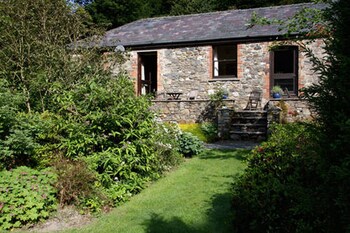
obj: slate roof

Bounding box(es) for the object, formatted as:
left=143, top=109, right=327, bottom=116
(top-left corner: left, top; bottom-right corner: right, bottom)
left=101, top=3, right=325, bottom=48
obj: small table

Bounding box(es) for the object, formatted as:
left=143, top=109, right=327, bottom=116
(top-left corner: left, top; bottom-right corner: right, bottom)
left=167, top=92, right=183, bottom=100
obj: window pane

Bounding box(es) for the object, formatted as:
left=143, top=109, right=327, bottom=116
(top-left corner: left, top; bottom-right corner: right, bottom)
left=219, top=61, right=236, bottom=76
left=274, top=79, right=294, bottom=92
left=274, top=49, right=294, bottom=73
left=214, top=44, right=237, bottom=77
left=217, top=45, right=236, bottom=60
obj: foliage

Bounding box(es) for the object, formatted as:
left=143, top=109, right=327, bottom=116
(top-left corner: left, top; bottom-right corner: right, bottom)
left=271, top=85, right=283, bottom=94
left=52, top=157, right=107, bottom=212
left=152, top=123, right=183, bottom=170
left=177, top=132, right=204, bottom=157
left=232, top=1, right=350, bottom=232
left=0, top=167, right=57, bottom=231
left=0, top=80, right=36, bottom=169
left=82, top=123, right=182, bottom=206
left=68, top=149, right=247, bottom=233
left=0, top=0, right=101, bottom=113
left=231, top=0, right=312, bottom=10
left=0, top=123, right=39, bottom=170
left=301, top=0, right=350, bottom=230
left=85, top=0, right=145, bottom=29
left=0, top=101, right=66, bottom=170
left=0, top=0, right=184, bottom=218
left=209, top=88, right=228, bottom=102
left=232, top=123, right=328, bottom=232
left=169, top=0, right=219, bottom=15
left=50, top=73, right=182, bottom=206
left=200, top=122, right=218, bottom=142
left=81, top=0, right=313, bottom=29
left=178, top=122, right=218, bottom=143
left=178, top=123, right=207, bottom=142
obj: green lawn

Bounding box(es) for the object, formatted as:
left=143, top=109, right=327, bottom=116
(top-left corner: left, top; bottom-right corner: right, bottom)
left=66, top=149, right=249, bottom=233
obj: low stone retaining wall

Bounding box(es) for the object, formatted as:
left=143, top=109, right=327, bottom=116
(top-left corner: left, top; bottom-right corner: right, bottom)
left=217, top=108, right=235, bottom=138
left=151, top=99, right=235, bottom=123
left=152, top=98, right=313, bottom=140
left=267, top=99, right=315, bottom=124
left=217, top=99, right=314, bottom=140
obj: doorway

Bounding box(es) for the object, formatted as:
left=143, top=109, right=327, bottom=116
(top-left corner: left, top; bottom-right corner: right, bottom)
left=138, top=52, right=157, bottom=95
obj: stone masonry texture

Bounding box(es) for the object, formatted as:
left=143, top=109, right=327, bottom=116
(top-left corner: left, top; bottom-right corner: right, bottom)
left=115, top=39, right=324, bottom=123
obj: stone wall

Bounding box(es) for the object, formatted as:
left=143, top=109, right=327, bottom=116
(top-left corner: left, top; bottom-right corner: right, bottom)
left=151, top=99, right=235, bottom=123
left=216, top=99, right=315, bottom=140
left=217, top=108, right=235, bottom=138
left=114, top=39, right=324, bottom=123
left=158, top=47, right=211, bottom=99
left=267, top=99, right=315, bottom=124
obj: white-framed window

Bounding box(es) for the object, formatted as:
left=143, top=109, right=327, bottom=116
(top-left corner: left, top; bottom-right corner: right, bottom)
left=213, top=44, right=237, bottom=78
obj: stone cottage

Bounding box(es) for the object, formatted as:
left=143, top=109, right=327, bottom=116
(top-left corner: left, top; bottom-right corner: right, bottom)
left=99, top=3, right=326, bottom=139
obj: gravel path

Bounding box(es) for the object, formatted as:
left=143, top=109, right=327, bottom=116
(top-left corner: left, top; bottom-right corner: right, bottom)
left=204, top=140, right=260, bottom=150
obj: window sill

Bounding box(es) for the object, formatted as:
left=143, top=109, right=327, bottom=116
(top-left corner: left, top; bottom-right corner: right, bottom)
left=208, top=78, right=239, bottom=82
left=269, top=97, right=302, bottom=101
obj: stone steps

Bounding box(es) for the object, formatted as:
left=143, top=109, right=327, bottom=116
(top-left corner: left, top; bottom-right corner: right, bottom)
left=230, top=110, right=267, bottom=141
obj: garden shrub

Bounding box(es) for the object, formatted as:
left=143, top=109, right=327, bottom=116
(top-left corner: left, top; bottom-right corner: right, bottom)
left=1, top=72, right=184, bottom=212
left=178, top=123, right=207, bottom=142
left=83, top=124, right=182, bottom=206
left=52, top=157, right=107, bottom=211
left=152, top=123, right=183, bottom=171
left=0, top=0, right=186, bottom=223
left=50, top=74, right=183, bottom=206
left=200, top=122, right=218, bottom=142
left=178, top=132, right=204, bottom=157
left=179, top=122, right=218, bottom=142
left=231, top=123, right=328, bottom=233
left=0, top=111, right=62, bottom=170
left=0, top=166, right=57, bottom=231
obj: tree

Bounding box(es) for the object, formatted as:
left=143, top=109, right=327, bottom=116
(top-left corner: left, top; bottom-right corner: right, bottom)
left=0, top=0, right=182, bottom=224
left=229, top=0, right=313, bottom=9
left=85, top=0, right=145, bottom=29
left=231, top=0, right=350, bottom=231
left=303, top=1, right=350, bottom=229
left=0, top=0, right=97, bottom=113
left=169, top=0, right=219, bottom=15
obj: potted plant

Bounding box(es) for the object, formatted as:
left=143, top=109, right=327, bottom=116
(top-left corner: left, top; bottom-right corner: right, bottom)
left=221, top=88, right=229, bottom=99
left=272, top=86, right=283, bottom=99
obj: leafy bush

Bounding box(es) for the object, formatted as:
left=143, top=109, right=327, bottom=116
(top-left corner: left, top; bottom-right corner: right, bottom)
left=52, top=157, right=106, bottom=211
left=200, top=122, right=218, bottom=142
left=0, top=167, right=57, bottom=231
left=84, top=148, right=153, bottom=205
left=178, top=132, right=204, bottom=157
left=1, top=73, right=184, bottom=212
left=152, top=123, right=183, bottom=171
left=0, top=111, right=61, bottom=170
left=0, top=0, right=186, bottom=220
left=178, top=123, right=207, bottom=142
left=231, top=123, right=328, bottom=233
left=179, top=122, right=218, bottom=142
left=51, top=74, right=183, bottom=206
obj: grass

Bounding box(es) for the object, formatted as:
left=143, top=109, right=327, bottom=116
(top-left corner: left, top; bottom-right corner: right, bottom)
left=65, top=149, right=250, bottom=233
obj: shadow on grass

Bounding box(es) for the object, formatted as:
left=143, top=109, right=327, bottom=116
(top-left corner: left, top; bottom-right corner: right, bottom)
left=143, top=192, right=234, bottom=233
left=144, top=213, right=200, bottom=233
left=200, top=149, right=251, bottom=161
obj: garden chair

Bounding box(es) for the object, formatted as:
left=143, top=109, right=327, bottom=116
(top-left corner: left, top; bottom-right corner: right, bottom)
left=245, top=89, right=262, bottom=110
